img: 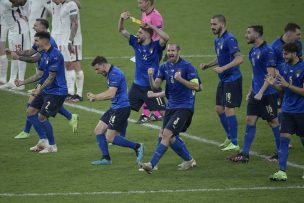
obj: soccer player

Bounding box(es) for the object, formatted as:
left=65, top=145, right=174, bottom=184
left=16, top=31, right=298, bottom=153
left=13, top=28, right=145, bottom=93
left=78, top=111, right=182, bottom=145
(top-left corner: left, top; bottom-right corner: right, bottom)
left=0, top=6, right=9, bottom=85
left=266, top=42, right=304, bottom=181
left=227, top=25, right=280, bottom=163
left=136, top=0, right=164, bottom=123
left=52, top=0, right=84, bottom=102
left=0, top=0, right=30, bottom=91
left=140, top=43, right=199, bottom=174
left=271, top=23, right=302, bottom=150
left=27, top=0, right=51, bottom=44
left=88, top=56, right=144, bottom=165
left=200, top=15, right=243, bottom=151
left=15, top=31, right=68, bottom=153
left=118, top=11, right=168, bottom=119
left=9, top=19, right=78, bottom=139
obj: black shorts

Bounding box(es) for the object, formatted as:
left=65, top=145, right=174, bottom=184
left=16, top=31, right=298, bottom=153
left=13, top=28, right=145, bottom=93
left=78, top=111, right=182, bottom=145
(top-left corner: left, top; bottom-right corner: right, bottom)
left=163, top=108, right=193, bottom=136
left=101, top=107, right=130, bottom=132
left=129, top=83, right=166, bottom=112
left=280, top=112, right=304, bottom=137
left=216, top=77, right=242, bottom=108
left=30, top=93, right=66, bottom=117
left=247, top=93, right=278, bottom=121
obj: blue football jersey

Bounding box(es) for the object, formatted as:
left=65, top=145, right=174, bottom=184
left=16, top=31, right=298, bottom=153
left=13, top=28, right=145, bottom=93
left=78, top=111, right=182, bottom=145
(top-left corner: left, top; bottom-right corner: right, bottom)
left=129, top=35, right=165, bottom=87
left=157, top=58, right=198, bottom=111
left=107, top=66, right=130, bottom=109
left=39, top=46, right=67, bottom=96
left=214, top=31, right=242, bottom=82
left=249, top=42, right=277, bottom=95
left=35, top=37, right=58, bottom=85
left=271, top=37, right=302, bottom=66
left=279, top=60, right=304, bottom=113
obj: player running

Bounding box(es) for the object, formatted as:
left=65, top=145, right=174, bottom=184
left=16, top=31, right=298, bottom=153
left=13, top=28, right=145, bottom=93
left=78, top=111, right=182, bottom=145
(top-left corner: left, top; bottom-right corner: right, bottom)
left=88, top=56, right=144, bottom=166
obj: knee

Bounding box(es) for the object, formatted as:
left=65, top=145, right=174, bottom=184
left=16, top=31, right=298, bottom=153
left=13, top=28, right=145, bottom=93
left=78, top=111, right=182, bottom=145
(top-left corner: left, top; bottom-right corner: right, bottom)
left=38, top=113, right=47, bottom=122
left=246, top=116, right=256, bottom=126
left=225, top=107, right=235, bottom=116
left=269, top=118, right=279, bottom=128
left=215, top=106, right=224, bottom=114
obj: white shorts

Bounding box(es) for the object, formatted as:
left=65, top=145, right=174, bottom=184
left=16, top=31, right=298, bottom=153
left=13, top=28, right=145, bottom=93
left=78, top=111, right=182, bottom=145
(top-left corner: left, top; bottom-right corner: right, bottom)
left=0, top=23, right=8, bottom=42
left=62, top=44, right=82, bottom=62
left=8, top=32, right=31, bottom=51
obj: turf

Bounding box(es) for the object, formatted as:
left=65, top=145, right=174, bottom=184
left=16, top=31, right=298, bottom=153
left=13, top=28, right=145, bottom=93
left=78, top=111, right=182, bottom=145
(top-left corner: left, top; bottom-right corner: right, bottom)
left=1, top=0, right=304, bottom=202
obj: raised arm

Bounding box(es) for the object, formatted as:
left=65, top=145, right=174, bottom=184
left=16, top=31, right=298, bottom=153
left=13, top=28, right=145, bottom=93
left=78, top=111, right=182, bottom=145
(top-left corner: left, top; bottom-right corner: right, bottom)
left=276, top=73, right=304, bottom=96
left=174, top=72, right=199, bottom=91
left=144, top=23, right=169, bottom=46
left=148, top=68, right=162, bottom=91
left=15, top=69, right=44, bottom=87
left=200, top=58, right=218, bottom=70
left=11, top=51, right=41, bottom=63
left=87, top=87, right=118, bottom=102
left=118, top=12, right=131, bottom=40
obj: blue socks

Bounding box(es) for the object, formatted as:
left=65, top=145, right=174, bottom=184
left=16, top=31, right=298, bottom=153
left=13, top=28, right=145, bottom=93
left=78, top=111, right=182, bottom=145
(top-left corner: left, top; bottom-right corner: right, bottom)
left=227, top=115, right=238, bottom=145
left=150, top=143, right=168, bottom=168
left=112, top=135, right=138, bottom=150
left=27, top=115, right=46, bottom=139
left=278, top=137, right=290, bottom=171
left=170, top=136, right=192, bottom=161
left=41, top=120, right=55, bottom=145
left=58, top=106, right=72, bottom=120
left=218, top=113, right=230, bottom=139
left=96, top=134, right=110, bottom=159
left=272, top=126, right=280, bottom=151
left=118, top=121, right=128, bottom=137
left=242, top=125, right=256, bottom=156
left=23, top=104, right=32, bottom=133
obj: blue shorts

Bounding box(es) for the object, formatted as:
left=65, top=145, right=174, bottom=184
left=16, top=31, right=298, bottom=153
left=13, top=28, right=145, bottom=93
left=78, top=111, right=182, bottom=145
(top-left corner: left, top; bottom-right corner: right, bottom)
left=247, top=93, right=278, bottom=121
left=163, top=108, right=193, bottom=136
left=216, top=77, right=242, bottom=108
left=280, top=112, right=304, bottom=137
left=101, top=107, right=130, bottom=132
left=129, top=83, right=166, bottom=112
left=30, top=93, right=66, bottom=117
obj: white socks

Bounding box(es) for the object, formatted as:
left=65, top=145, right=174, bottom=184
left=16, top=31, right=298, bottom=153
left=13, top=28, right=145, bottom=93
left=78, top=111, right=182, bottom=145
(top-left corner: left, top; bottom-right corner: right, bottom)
left=75, top=70, right=84, bottom=97
left=8, top=60, right=19, bottom=84
left=0, top=55, right=8, bottom=83
left=18, top=60, right=27, bottom=81
left=65, top=69, right=76, bottom=95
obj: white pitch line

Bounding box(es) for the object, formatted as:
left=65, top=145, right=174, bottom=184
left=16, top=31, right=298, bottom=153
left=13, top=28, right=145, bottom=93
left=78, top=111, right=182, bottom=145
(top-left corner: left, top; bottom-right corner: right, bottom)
left=2, top=88, right=304, bottom=170
left=1, top=185, right=304, bottom=197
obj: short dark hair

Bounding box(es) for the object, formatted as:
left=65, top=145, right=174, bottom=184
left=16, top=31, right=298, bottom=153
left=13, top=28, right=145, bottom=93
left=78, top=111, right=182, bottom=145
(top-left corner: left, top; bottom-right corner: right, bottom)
left=282, top=42, right=299, bottom=53
left=140, top=26, right=154, bottom=38
left=212, top=14, right=226, bottom=25
left=34, top=31, right=50, bottom=40
left=284, top=23, right=301, bottom=32
left=248, top=25, right=263, bottom=36
left=36, top=18, right=49, bottom=29
left=91, top=56, right=108, bottom=66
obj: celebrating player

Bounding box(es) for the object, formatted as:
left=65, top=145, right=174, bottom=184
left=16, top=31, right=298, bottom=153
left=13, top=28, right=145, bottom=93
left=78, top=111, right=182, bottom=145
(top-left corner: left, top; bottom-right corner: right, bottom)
left=15, top=32, right=68, bottom=153
left=266, top=42, right=304, bottom=181
left=140, top=44, right=199, bottom=174
left=200, top=15, right=243, bottom=151
left=227, top=25, right=280, bottom=163
left=88, top=56, right=144, bottom=166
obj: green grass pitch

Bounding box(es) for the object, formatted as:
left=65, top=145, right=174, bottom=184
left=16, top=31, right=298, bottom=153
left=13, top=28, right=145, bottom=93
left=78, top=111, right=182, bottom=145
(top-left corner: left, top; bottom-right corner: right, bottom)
left=1, top=0, right=304, bottom=202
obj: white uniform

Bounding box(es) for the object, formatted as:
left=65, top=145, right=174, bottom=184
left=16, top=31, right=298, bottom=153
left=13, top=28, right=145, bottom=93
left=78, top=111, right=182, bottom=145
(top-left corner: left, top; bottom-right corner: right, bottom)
left=28, top=0, right=51, bottom=44
left=0, top=3, right=8, bottom=42
left=1, top=0, right=30, bottom=52
left=60, top=1, right=82, bottom=62
left=50, top=2, right=62, bottom=49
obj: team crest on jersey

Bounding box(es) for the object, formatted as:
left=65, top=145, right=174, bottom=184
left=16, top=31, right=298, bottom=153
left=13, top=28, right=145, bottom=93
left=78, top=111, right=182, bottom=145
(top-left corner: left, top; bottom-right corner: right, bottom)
left=149, top=48, right=154, bottom=54
left=296, top=70, right=302, bottom=78
left=46, top=58, right=49, bottom=65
